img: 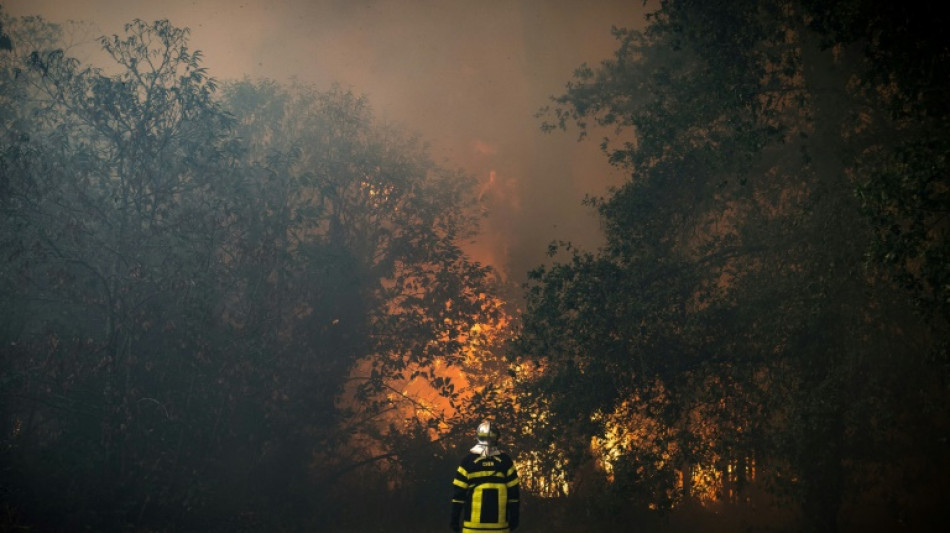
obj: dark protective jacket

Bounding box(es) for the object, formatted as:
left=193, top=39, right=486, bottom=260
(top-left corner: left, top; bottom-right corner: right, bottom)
left=450, top=451, right=520, bottom=532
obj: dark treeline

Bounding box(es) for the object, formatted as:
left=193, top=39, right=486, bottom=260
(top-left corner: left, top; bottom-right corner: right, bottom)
left=512, top=0, right=949, bottom=532
left=1, top=1, right=949, bottom=532
left=0, top=12, right=507, bottom=533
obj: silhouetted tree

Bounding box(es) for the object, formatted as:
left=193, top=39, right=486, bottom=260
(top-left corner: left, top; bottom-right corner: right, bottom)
left=518, top=1, right=948, bottom=531
left=215, top=78, right=507, bottom=525
left=1, top=16, right=505, bottom=532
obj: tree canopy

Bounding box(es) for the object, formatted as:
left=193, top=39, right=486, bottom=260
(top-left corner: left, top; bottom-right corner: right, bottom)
left=0, top=16, right=504, bottom=531
left=517, top=1, right=948, bottom=531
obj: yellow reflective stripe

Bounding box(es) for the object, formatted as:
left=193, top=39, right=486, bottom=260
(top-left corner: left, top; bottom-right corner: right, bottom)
left=465, top=482, right=508, bottom=528
left=499, top=485, right=508, bottom=523
left=505, top=478, right=519, bottom=488
left=454, top=465, right=470, bottom=488
left=471, top=490, right=483, bottom=523
left=468, top=470, right=503, bottom=480
left=462, top=520, right=508, bottom=528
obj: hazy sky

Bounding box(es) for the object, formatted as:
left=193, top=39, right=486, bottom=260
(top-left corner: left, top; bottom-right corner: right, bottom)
left=3, top=0, right=650, bottom=285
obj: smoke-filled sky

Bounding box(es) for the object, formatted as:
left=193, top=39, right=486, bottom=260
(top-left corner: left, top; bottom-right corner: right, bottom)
left=4, top=0, right=650, bottom=285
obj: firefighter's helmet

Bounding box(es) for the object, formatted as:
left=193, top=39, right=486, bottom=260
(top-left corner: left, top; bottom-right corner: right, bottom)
left=476, top=420, right=499, bottom=444
left=471, top=420, right=501, bottom=456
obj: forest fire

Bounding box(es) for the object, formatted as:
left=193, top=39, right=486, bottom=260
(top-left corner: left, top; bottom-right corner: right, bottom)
left=2, top=2, right=948, bottom=531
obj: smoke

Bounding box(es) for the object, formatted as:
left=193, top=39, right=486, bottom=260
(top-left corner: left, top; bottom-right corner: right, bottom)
left=5, top=0, right=644, bottom=283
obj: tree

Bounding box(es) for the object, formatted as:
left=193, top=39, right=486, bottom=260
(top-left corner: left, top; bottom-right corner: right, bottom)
left=803, top=0, right=950, bottom=323
left=1, top=16, right=509, bottom=531
left=518, top=1, right=948, bottom=531
left=1, top=16, right=238, bottom=528
left=218, top=79, right=510, bottom=502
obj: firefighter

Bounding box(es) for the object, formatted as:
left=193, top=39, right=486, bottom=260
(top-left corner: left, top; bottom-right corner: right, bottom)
left=450, top=421, right=520, bottom=532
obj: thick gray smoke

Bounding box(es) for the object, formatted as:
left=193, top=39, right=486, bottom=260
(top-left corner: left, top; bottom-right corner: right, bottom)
left=5, top=0, right=645, bottom=283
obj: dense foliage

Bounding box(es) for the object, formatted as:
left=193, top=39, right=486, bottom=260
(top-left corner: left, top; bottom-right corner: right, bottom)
left=516, top=1, right=948, bottom=531
left=0, top=16, right=502, bottom=532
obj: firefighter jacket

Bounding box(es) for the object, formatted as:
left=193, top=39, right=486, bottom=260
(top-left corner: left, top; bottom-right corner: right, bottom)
left=450, top=451, right=520, bottom=532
